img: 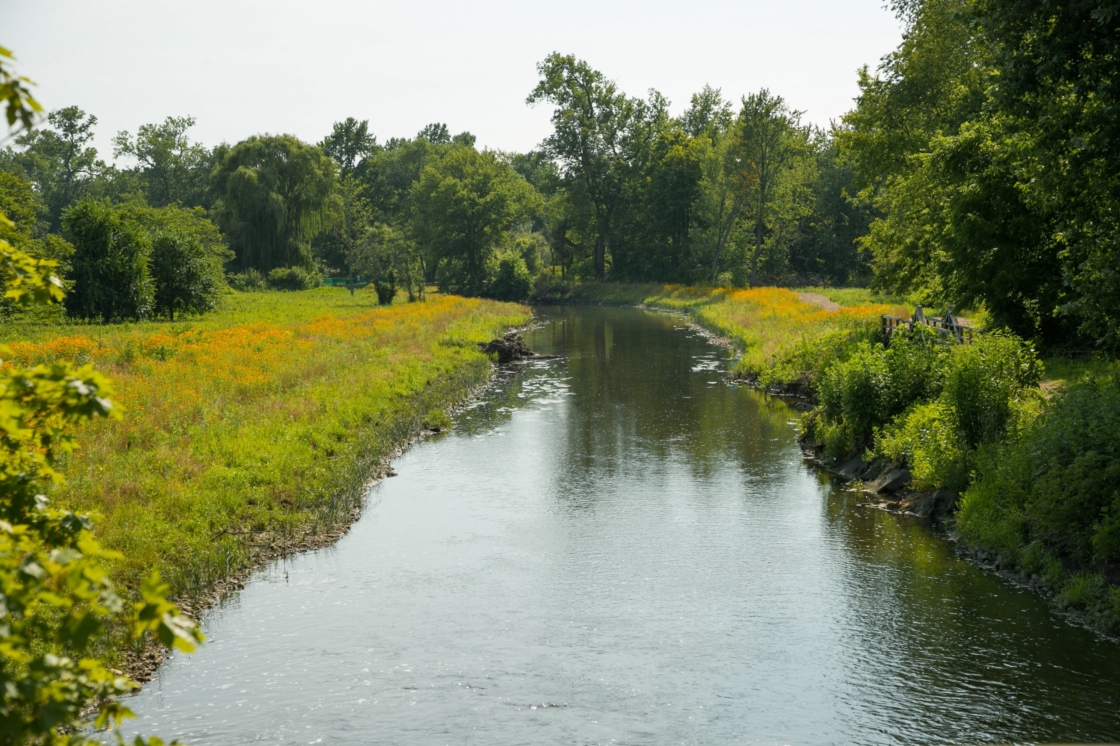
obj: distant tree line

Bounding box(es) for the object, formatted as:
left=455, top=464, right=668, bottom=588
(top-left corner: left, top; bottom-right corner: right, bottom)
left=1, top=0, right=1116, bottom=353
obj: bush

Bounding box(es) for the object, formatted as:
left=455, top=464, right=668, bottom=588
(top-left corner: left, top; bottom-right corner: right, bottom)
left=486, top=253, right=531, bottom=301
left=531, top=266, right=571, bottom=301
left=228, top=267, right=267, bottom=291
left=818, top=342, right=890, bottom=454
left=959, top=367, right=1120, bottom=578
left=877, top=400, right=971, bottom=491
left=150, top=233, right=223, bottom=320
left=374, top=270, right=397, bottom=306
left=62, top=199, right=153, bottom=322
left=941, top=332, right=1041, bottom=447
left=267, top=266, right=321, bottom=291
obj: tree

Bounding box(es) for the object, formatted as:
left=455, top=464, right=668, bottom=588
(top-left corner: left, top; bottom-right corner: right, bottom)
left=211, top=134, right=338, bottom=272
left=320, top=117, right=377, bottom=176
left=0, top=49, right=201, bottom=745
left=735, top=90, right=808, bottom=286
left=977, top=0, right=1120, bottom=348
left=112, top=115, right=213, bottom=208
left=62, top=199, right=152, bottom=322
left=412, top=147, right=540, bottom=296
left=121, top=204, right=230, bottom=320
left=4, top=107, right=104, bottom=231
left=417, top=122, right=451, bottom=145
left=528, top=53, right=638, bottom=279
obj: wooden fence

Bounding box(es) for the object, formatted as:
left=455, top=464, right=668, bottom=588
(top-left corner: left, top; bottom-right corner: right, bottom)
left=882, top=305, right=973, bottom=346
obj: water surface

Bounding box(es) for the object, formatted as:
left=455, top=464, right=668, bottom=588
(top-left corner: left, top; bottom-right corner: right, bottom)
left=123, top=306, right=1120, bottom=744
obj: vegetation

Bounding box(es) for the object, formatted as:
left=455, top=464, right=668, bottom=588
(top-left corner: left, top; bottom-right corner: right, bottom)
left=3, top=289, right=528, bottom=599
left=0, top=49, right=201, bottom=745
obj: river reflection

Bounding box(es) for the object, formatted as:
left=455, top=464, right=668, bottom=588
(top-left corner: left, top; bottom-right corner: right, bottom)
left=120, top=306, right=1120, bottom=745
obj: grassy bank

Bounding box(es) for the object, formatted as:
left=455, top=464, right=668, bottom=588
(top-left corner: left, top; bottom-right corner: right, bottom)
left=557, top=282, right=1120, bottom=634
left=3, top=288, right=529, bottom=608
left=554, top=283, right=893, bottom=388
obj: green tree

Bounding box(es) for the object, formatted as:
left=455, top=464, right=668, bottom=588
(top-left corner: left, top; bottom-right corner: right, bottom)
left=413, top=147, right=540, bottom=296
left=977, top=0, right=1120, bottom=348
left=62, top=199, right=152, bottom=322
left=211, top=134, right=338, bottom=272
left=4, top=107, right=104, bottom=231
left=320, top=117, right=377, bottom=176
left=120, top=204, right=230, bottom=320
left=112, top=115, right=213, bottom=208
left=735, top=90, right=808, bottom=286
left=528, top=53, right=639, bottom=279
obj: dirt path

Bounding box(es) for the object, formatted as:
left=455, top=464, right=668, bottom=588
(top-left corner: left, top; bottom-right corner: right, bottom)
left=796, top=292, right=842, bottom=312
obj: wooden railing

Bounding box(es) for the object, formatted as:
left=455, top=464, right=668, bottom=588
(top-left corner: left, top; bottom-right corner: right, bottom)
left=882, top=305, right=973, bottom=346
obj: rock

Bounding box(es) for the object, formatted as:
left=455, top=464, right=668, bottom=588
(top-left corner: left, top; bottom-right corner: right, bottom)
left=836, top=456, right=867, bottom=481
left=866, top=466, right=912, bottom=495
left=480, top=332, right=537, bottom=364
left=905, top=489, right=957, bottom=521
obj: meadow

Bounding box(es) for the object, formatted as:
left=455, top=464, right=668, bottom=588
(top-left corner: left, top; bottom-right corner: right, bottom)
left=2, top=288, right=529, bottom=605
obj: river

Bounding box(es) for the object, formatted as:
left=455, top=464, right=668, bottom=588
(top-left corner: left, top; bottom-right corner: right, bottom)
left=121, top=306, right=1120, bottom=744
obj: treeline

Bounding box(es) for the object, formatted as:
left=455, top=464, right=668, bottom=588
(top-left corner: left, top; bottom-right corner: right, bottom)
left=0, top=67, right=876, bottom=323
left=837, top=0, right=1119, bottom=351
left=2, top=0, right=1117, bottom=354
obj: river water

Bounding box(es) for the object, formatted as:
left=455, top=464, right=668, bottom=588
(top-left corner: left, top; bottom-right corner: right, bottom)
left=121, top=306, right=1120, bottom=745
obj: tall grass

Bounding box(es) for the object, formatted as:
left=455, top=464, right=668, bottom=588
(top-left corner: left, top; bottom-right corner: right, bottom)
left=2, top=288, right=529, bottom=600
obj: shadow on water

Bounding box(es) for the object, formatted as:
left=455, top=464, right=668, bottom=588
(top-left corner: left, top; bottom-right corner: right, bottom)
left=117, top=306, right=1120, bottom=745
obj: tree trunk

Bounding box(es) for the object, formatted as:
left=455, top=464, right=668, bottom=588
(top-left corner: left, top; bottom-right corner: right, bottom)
left=749, top=220, right=764, bottom=287
left=596, top=233, right=606, bottom=280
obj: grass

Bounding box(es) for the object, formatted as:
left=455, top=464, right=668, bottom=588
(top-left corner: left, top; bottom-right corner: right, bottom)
left=3, top=287, right=529, bottom=603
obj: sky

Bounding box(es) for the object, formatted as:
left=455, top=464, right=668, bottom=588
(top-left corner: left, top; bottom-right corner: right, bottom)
left=4, top=0, right=902, bottom=163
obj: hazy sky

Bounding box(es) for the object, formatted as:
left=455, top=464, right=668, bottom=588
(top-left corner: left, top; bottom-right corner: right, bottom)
left=5, top=0, right=902, bottom=162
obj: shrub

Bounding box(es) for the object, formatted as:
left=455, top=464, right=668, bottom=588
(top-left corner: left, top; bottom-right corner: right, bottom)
left=228, top=267, right=267, bottom=291
left=150, top=233, right=223, bottom=320
left=487, top=253, right=531, bottom=302
left=267, top=266, right=322, bottom=291
left=877, top=400, right=971, bottom=491
left=941, top=331, right=1041, bottom=447
left=374, top=270, right=397, bottom=305
left=817, top=342, right=890, bottom=454
left=62, top=199, right=153, bottom=322
left=960, top=368, right=1120, bottom=576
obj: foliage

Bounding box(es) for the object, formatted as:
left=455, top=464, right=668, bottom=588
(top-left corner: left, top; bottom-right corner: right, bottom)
left=0, top=45, right=42, bottom=133
left=0, top=291, right=528, bottom=606
left=227, top=267, right=266, bottom=292
left=62, top=200, right=152, bottom=322
left=487, top=253, right=531, bottom=301
left=266, top=265, right=321, bottom=291
left=211, top=134, right=337, bottom=272
left=319, top=118, right=377, bottom=176
left=112, top=116, right=213, bottom=209
left=0, top=204, right=200, bottom=741
left=412, top=147, right=540, bottom=296
left=3, top=107, right=105, bottom=232
left=958, top=366, right=1120, bottom=631
left=373, top=270, right=396, bottom=306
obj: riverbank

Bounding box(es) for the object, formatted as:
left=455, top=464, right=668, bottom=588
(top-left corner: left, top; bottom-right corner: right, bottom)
left=3, top=288, right=530, bottom=674
left=551, top=282, right=1120, bottom=636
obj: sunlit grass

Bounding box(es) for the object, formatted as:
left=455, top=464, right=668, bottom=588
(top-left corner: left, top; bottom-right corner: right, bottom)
left=562, top=283, right=892, bottom=388
left=4, top=288, right=529, bottom=601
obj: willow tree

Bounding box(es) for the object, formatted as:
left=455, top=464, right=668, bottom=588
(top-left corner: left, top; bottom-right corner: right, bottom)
left=211, top=134, right=337, bottom=271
